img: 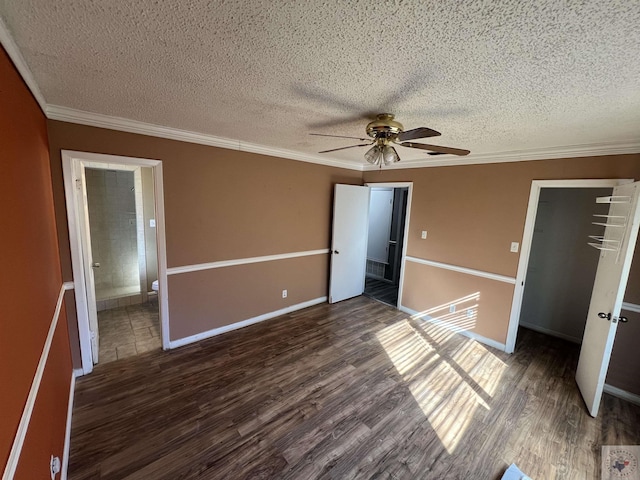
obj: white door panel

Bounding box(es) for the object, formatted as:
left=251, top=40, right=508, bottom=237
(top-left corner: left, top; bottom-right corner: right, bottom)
left=576, top=181, right=640, bottom=417
left=329, top=184, right=370, bottom=303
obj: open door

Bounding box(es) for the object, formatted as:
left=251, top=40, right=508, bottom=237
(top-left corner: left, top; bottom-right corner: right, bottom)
left=576, top=181, right=640, bottom=417
left=329, top=184, right=370, bottom=303
left=74, top=163, right=100, bottom=364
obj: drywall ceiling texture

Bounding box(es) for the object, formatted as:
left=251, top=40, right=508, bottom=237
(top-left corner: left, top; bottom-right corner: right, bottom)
left=1, top=0, right=639, bottom=167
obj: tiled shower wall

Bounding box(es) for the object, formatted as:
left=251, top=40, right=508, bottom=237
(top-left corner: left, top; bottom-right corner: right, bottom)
left=85, top=168, right=140, bottom=302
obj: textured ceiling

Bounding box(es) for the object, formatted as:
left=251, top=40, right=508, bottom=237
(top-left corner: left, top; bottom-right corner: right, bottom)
left=1, top=0, right=640, bottom=166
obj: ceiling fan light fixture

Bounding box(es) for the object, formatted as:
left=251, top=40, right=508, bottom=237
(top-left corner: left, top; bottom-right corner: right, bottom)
left=364, top=145, right=382, bottom=165
left=382, top=145, right=399, bottom=165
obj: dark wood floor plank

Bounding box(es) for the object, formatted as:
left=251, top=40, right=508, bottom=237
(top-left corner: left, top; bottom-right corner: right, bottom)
left=68, top=296, right=640, bottom=480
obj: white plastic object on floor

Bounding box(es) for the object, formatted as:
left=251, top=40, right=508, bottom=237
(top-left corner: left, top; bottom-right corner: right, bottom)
left=501, top=463, right=531, bottom=480
left=152, top=280, right=159, bottom=291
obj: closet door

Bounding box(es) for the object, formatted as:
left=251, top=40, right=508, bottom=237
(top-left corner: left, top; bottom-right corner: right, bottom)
left=576, top=181, right=640, bottom=416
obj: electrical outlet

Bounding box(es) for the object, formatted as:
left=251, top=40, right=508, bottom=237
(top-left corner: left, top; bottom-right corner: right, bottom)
left=282, top=289, right=287, bottom=298
left=449, top=304, right=456, bottom=313
left=50, top=455, right=61, bottom=479
left=510, top=242, right=519, bottom=253
left=421, top=230, right=427, bottom=239
left=467, top=309, right=474, bottom=318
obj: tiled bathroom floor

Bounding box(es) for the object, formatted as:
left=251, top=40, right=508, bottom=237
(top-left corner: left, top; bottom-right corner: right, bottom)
left=98, top=301, right=160, bottom=364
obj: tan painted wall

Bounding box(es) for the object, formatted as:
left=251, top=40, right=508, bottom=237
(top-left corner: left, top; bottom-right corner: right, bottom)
left=403, top=261, right=514, bottom=344
left=364, top=155, right=640, bottom=394
left=0, top=46, right=72, bottom=476
left=607, top=309, right=640, bottom=395
left=46, top=120, right=361, bottom=346
left=169, top=255, right=328, bottom=340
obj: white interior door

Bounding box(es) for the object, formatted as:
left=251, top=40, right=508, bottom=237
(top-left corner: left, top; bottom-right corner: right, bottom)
left=576, top=181, right=640, bottom=417
left=329, top=184, right=370, bottom=303
left=75, top=164, right=100, bottom=363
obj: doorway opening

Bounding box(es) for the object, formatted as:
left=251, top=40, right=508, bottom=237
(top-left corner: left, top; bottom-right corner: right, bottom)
left=364, top=185, right=409, bottom=307
left=84, top=165, right=160, bottom=364
left=63, top=151, right=169, bottom=375
left=517, top=187, right=612, bottom=344
left=506, top=179, right=628, bottom=354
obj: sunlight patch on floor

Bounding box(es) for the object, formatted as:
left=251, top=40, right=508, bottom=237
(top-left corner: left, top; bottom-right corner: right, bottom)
left=376, top=294, right=507, bottom=453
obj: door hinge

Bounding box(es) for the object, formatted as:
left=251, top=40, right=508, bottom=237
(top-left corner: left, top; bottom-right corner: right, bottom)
left=75, top=178, right=82, bottom=190
left=90, top=330, right=96, bottom=340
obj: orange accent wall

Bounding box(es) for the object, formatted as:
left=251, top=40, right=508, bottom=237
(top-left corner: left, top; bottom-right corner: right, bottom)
left=0, top=45, right=72, bottom=475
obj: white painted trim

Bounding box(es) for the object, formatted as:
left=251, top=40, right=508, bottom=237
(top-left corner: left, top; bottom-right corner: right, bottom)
left=62, top=150, right=171, bottom=371
left=2, top=284, right=67, bottom=480
left=621, top=302, right=640, bottom=313
left=518, top=321, right=582, bottom=344
left=167, top=249, right=330, bottom=275
left=364, top=182, right=413, bottom=311
left=46, top=105, right=362, bottom=171
left=505, top=179, right=633, bottom=354
left=169, top=297, right=327, bottom=349
left=405, top=256, right=516, bottom=284
left=0, top=16, right=47, bottom=112
left=60, top=371, right=77, bottom=480
left=603, top=384, right=640, bottom=407
left=363, top=141, right=640, bottom=170
left=44, top=109, right=640, bottom=173
left=399, top=305, right=507, bottom=352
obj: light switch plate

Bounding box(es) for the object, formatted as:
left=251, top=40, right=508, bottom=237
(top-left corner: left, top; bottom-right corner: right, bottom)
left=510, top=242, right=519, bottom=253
left=421, top=230, right=427, bottom=239
left=149, top=219, right=156, bottom=228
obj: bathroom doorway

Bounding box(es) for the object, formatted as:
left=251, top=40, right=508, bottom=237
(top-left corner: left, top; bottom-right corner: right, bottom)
left=363, top=186, right=409, bottom=307
left=84, top=166, right=160, bottom=363
left=63, top=151, right=169, bottom=375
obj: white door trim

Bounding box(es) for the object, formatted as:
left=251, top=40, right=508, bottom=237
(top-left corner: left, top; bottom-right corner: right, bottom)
left=62, top=150, right=170, bottom=375
left=364, top=182, right=413, bottom=310
left=505, top=178, right=633, bottom=354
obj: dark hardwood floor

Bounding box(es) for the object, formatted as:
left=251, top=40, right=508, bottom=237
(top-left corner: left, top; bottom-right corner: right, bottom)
left=68, top=296, right=640, bottom=479
left=364, top=276, right=398, bottom=306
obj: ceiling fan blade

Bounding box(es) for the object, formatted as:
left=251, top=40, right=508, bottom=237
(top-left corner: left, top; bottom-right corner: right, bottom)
left=399, top=142, right=470, bottom=156
left=396, top=127, right=441, bottom=142
left=310, top=133, right=371, bottom=142
left=318, top=143, right=372, bottom=153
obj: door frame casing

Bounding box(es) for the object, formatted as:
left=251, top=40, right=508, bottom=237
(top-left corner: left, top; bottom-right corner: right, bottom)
left=505, top=178, right=633, bottom=353
left=62, top=150, right=170, bottom=375
left=364, top=182, right=413, bottom=310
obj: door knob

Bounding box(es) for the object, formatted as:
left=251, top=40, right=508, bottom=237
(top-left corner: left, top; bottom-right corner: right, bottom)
left=619, top=316, right=628, bottom=323
left=597, top=312, right=611, bottom=320
left=91, top=262, right=100, bottom=268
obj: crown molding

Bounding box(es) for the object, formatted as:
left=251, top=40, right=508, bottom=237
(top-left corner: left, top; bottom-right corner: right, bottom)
left=46, top=105, right=363, bottom=171
left=0, top=14, right=47, bottom=113
left=363, top=140, right=640, bottom=171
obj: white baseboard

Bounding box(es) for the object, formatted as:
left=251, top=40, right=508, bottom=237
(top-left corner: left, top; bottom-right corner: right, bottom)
left=61, top=371, right=77, bottom=480
left=604, top=384, right=640, bottom=407
left=399, top=306, right=507, bottom=352
left=518, top=321, right=582, bottom=344
left=168, top=297, right=327, bottom=349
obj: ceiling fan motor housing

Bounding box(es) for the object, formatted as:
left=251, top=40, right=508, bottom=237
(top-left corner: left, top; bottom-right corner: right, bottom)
left=366, top=113, right=404, bottom=139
